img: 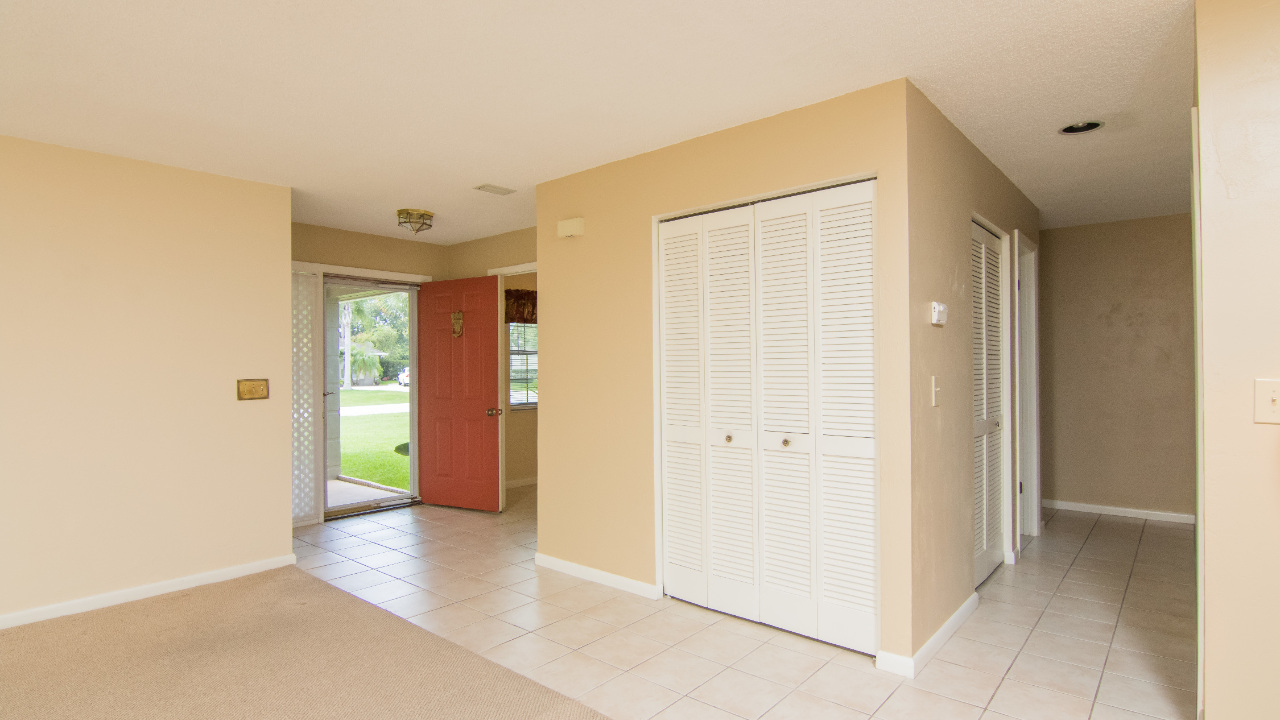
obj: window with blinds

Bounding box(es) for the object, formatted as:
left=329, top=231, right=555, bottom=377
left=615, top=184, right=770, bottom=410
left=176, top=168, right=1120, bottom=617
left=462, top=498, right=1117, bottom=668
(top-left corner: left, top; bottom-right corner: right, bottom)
left=509, top=322, right=538, bottom=406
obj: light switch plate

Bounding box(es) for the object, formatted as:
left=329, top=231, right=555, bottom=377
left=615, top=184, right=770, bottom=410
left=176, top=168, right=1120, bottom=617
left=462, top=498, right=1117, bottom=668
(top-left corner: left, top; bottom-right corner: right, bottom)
left=1255, top=379, right=1280, bottom=424
left=237, top=379, right=269, bottom=401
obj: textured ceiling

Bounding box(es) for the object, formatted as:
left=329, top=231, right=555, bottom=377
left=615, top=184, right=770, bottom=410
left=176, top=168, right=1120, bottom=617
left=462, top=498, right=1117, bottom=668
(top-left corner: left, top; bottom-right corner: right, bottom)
left=0, top=0, right=1194, bottom=243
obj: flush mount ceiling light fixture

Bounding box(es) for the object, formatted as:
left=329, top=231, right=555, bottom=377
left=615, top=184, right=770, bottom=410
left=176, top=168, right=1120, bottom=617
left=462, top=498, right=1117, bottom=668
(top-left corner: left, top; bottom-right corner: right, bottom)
left=396, top=208, right=434, bottom=233
left=1060, top=121, right=1104, bottom=135
left=474, top=183, right=517, bottom=196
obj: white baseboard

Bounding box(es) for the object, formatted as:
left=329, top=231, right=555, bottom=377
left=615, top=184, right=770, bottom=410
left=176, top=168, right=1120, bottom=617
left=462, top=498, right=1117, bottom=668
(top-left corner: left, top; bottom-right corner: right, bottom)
left=0, top=554, right=297, bottom=631
left=1043, top=499, right=1196, bottom=525
left=507, top=476, right=537, bottom=489
left=875, top=592, right=979, bottom=678
left=535, top=552, right=662, bottom=600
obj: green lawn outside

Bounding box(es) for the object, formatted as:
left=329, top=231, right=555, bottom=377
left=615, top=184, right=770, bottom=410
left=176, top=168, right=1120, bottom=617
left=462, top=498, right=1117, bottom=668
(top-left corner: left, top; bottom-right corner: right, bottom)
left=340, top=412, right=410, bottom=490
left=340, top=389, right=410, bottom=407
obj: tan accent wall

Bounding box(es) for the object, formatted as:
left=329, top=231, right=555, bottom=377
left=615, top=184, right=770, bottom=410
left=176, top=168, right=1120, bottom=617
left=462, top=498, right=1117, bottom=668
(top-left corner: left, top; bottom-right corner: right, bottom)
left=536, top=80, right=917, bottom=652
left=1196, top=0, right=1280, bottom=714
left=904, top=85, right=1041, bottom=643
left=448, top=227, right=537, bottom=280
left=1039, top=215, right=1195, bottom=516
left=292, top=222, right=449, bottom=277
left=503, top=272, right=538, bottom=486
left=292, top=223, right=535, bottom=282
left=0, top=136, right=293, bottom=616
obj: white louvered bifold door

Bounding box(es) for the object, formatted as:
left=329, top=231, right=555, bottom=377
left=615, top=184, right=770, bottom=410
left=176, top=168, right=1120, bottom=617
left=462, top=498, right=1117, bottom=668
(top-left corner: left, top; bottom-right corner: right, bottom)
left=755, top=191, right=820, bottom=637
left=659, top=181, right=878, bottom=652
left=972, top=223, right=1004, bottom=586
left=812, top=183, right=878, bottom=653
left=291, top=271, right=324, bottom=526
left=702, top=207, right=760, bottom=620
left=660, top=215, right=709, bottom=604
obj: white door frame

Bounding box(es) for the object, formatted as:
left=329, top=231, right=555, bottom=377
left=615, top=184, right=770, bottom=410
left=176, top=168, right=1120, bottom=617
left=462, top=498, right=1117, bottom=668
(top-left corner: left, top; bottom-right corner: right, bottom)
left=1014, top=232, right=1042, bottom=541
left=487, top=261, right=536, bottom=510
left=291, top=262, right=430, bottom=519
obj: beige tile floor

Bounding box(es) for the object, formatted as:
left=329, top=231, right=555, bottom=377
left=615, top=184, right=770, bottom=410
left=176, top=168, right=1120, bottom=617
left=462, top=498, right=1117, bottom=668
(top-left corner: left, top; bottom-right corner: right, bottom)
left=293, top=489, right=1198, bottom=720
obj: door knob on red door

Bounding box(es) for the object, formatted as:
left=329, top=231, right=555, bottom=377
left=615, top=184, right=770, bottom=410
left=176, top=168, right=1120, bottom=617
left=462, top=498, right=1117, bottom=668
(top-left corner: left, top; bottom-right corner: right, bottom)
left=486, top=408, right=504, bottom=416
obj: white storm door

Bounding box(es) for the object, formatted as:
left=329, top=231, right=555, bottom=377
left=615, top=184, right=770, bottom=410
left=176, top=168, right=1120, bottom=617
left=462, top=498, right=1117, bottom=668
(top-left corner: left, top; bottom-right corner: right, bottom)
left=755, top=192, right=819, bottom=637
left=660, top=215, right=708, bottom=605
left=702, top=206, right=759, bottom=620
left=291, top=270, right=324, bottom=526
left=972, top=222, right=1005, bottom=585
left=812, top=182, right=878, bottom=653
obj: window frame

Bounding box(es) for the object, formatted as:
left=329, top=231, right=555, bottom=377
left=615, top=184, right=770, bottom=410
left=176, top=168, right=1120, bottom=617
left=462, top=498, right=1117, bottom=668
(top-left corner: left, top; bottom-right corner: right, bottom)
left=508, top=321, right=538, bottom=408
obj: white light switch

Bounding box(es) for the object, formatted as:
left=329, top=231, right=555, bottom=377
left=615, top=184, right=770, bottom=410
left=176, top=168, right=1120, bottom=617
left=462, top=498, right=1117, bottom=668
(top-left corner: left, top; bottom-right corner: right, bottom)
left=1255, top=379, right=1280, bottom=424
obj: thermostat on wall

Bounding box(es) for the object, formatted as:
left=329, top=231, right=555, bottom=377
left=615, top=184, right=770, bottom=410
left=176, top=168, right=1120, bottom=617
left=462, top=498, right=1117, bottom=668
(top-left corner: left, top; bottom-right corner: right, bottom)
left=931, top=302, right=948, bottom=327
left=557, top=217, right=585, bottom=238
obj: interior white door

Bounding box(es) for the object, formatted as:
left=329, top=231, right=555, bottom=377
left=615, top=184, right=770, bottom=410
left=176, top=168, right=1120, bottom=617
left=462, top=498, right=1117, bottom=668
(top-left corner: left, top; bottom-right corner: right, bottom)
left=659, top=214, right=708, bottom=605
left=755, top=191, right=819, bottom=637
left=812, top=183, right=878, bottom=652
left=972, top=222, right=1005, bottom=585
left=703, top=206, right=760, bottom=620
left=1016, top=232, right=1041, bottom=541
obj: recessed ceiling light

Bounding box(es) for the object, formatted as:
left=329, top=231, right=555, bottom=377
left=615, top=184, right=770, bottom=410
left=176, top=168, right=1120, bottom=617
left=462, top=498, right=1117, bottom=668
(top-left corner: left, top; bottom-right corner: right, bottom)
left=1060, top=121, right=1104, bottom=135
left=474, top=184, right=516, bottom=196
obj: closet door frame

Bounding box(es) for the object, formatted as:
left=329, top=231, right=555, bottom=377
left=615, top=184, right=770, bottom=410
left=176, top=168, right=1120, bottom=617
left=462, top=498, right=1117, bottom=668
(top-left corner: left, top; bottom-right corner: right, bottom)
left=971, top=215, right=1018, bottom=583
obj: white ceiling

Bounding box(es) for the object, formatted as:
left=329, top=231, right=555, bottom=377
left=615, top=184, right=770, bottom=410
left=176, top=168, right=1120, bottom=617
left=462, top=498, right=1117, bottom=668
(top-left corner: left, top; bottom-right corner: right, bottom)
left=0, top=0, right=1194, bottom=244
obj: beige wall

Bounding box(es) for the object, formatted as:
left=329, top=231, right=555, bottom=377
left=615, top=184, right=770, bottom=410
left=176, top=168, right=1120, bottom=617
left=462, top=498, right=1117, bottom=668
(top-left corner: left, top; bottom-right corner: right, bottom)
left=503, top=272, right=538, bottom=486
left=0, top=136, right=293, bottom=617
left=449, top=227, right=537, bottom=280
left=292, top=222, right=448, bottom=277
left=292, top=223, right=535, bottom=282
left=536, top=80, right=917, bottom=652
left=904, top=85, right=1041, bottom=644
left=1196, top=0, right=1280, bottom=714
left=1039, top=215, right=1195, bottom=515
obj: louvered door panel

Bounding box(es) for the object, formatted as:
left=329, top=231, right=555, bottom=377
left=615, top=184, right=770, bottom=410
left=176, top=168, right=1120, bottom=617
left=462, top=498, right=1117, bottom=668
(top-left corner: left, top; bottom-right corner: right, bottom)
left=983, top=247, right=1003, bottom=554
left=757, top=198, right=811, bottom=435
left=972, top=223, right=1004, bottom=586
left=759, top=440, right=817, bottom=635
left=703, top=207, right=759, bottom=619
left=811, top=182, right=877, bottom=652
left=660, top=216, right=707, bottom=604
left=755, top=193, right=819, bottom=637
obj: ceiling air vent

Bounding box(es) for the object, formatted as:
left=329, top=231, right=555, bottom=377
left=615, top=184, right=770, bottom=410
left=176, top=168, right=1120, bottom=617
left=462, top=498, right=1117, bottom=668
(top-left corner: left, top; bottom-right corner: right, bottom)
left=474, top=184, right=517, bottom=196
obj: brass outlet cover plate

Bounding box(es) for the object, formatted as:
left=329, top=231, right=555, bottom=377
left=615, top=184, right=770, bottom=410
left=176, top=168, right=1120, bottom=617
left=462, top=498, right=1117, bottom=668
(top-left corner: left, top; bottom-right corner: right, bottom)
left=237, top=379, right=269, bottom=400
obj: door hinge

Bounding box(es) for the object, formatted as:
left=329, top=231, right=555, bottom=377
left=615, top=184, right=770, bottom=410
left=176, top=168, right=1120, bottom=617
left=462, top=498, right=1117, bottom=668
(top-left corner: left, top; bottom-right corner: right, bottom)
left=1019, top=482, right=1023, bottom=494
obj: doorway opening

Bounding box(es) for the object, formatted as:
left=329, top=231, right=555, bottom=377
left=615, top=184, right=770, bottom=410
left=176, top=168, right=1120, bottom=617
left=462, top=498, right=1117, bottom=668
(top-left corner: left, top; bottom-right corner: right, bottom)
left=324, top=279, right=419, bottom=516
left=495, top=266, right=538, bottom=517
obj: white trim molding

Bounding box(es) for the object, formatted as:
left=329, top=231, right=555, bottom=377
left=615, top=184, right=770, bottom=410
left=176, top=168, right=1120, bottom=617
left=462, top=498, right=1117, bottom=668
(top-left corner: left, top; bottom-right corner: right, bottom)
left=291, top=261, right=431, bottom=284
left=535, top=553, right=662, bottom=600
left=488, top=262, right=537, bottom=276
left=875, top=592, right=979, bottom=678
left=1043, top=499, right=1196, bottom=525
left=0, top=554, right=297, bottom=631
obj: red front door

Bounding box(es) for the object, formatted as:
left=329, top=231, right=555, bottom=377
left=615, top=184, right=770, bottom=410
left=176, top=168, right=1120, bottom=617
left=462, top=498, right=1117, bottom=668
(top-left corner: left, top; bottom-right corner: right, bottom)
left=418, top=275, right=502, bottom=511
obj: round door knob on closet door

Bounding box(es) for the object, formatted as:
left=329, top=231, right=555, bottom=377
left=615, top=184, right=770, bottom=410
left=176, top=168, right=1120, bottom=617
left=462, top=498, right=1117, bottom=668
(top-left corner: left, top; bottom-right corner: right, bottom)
left=725, top=434, right=733, bottom=443
left=782, top=438, right=791, bottom=448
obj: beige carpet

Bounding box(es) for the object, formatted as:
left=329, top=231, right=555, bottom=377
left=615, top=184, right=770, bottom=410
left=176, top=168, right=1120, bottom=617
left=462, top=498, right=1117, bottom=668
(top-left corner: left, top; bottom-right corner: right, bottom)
left=0, top=567, right=608, bottom=720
